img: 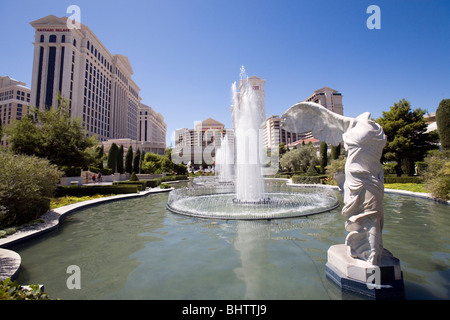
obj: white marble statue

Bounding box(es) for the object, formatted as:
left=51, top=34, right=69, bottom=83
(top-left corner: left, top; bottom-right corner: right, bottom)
left=281, top=102, right=387, bottom=265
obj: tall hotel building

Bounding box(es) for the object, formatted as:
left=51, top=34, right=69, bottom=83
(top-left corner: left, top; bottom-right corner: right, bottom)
left=30, top=15, right=141, bottom=141
left=139, top=103, right=167, bottom=155
left=0, top=76, right=31, bottom=126
left=0, top=76, right=31, bottom=146
left=265, top=87, right=343, bottom=149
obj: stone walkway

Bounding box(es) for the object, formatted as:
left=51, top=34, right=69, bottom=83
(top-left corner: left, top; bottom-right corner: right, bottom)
left=0, top=249, right=21, bottom=281
left=0, top=186, right=173, bottom=281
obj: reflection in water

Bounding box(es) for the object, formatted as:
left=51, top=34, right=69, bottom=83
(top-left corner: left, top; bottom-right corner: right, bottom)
left=233, top=221, right=269, bottom=299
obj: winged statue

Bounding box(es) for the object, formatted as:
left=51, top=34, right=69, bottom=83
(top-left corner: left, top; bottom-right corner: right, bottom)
left=281, top=102, right=387, bottom=265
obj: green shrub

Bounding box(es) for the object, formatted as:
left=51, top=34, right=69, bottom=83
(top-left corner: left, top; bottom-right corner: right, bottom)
left=383, top=163, right=397, bottom=175
left=145, top=180, right=160, bottom=188
left=305, top=165, right=319, bottom=176
left=292, top=175, right=327, bottom=184
left=0, top=152, right=62, bottom=228
left=160, top=175, right=188, bottom=182
left=112, top=181, right=145, bottom=191
left=415, top=161, right=427, bottom=175
left=436, top=99, right=450, bottom=150
left=129, top=172, right=140, bottom=181
left=384, top=176, right=422, bottom=184
left=0, top=278, right=51, bottom=300
left=61, top=166, right=82, bottom=177
left=422, top=150, right=450, bottom=200
left=89, top=166, right=112, bottom=175
left=55, top=185, right=139, bottom=197
left=159, top=183, right=172, bottom=189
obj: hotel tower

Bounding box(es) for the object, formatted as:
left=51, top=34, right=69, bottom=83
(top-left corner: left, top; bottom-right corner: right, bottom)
left=29, top=15, right=141, bottom=141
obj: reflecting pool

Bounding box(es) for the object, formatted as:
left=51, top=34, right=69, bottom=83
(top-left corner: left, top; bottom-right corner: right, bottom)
left=11, top=186, right=450, bottom=300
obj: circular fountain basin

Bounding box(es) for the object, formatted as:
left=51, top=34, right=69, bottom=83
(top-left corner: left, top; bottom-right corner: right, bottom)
left=167, top=182, right=340, bottom=220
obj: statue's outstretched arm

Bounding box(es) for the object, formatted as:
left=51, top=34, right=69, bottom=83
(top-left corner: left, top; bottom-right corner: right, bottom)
left=280, top=102, right=354, bottom=146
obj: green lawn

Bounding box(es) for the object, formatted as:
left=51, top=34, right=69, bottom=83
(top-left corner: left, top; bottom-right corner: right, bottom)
left=384, top=183, right=427, bottom=193
left=50, top=194, right=117, bottom=209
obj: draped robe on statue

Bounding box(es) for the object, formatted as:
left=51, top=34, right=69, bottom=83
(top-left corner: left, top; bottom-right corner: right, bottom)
left=342, top=115, right=386, bottom=264
left=281, top=102, right=387, bottom=265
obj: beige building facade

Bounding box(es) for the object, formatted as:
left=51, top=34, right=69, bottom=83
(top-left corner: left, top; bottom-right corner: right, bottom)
left=266, top=86, right=344, bottom=150
left=304, top=87, right=343, bottom=115
left=173, top=118, right=234, bottom=169
left=139, top=103, right=167, bottom=155
left=0, top=76, right=31, bottom=146
left=30, top=15, right=141, bottom=141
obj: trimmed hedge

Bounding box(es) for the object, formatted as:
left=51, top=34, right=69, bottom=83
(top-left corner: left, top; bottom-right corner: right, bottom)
left=384, top=176, right=422, bottom=184
left=112, top=175, right=189, bottom=190
left=292, top=174, right=328, bottom=184
left=112, top=181, right=145, bottom=191
left=55, top=185, right=139, bottom=197
left=160, top=175, right=188, bottom=182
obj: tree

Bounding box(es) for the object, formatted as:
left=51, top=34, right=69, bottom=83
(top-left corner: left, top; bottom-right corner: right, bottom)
left=330, top=143, right=341, bottom=160
left=139, top=150, right=146, bottom=174
left=6, top=94, right=97, bottom=168
left=436, top=99, right=450, bottom=150
left=125, top=146, right=133, bottom=173
left=133, top=148, right=141, bottom=173
left=422, top=150, right=450, bottom=200
left=279, top=143, right=287, bottom=157
left=107, top=143, right=118, bottom=172
left=141, top=152, right=162, bottom=174
left=0, top=151, right=62, bottom=227
left=376, top=99, right=439, bottom=176
left=280, top=143, right=319, bottom=172
left=117, top=145, right=124, bottom=174
left=320, top=142, right=328, bottom=173
left=94, top=145, right=105, bottom=169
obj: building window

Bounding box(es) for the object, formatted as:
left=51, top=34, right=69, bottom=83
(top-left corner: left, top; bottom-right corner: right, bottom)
left=35, top=46, right=44, bottom=107
left=45, top=46, right=57, bottom=108
left=61, top=35, right=65, bottom=43
left=73, top=39, right=77, bottom=47
left=40, top=34, right=44, bottom=43
left=58, top=46, right=65, bottom=92
left=49, top=35, right=56, bottom=43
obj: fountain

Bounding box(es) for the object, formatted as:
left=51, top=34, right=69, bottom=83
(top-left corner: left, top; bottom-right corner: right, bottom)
left=167, top=67, right=339, bottom=219
left=232, top=67, right=267, bottom=204
left=214, top=134, right=234, bottom=184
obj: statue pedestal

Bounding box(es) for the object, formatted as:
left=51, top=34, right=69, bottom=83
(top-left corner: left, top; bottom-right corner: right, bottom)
left=325, top=244, right=405, bottom=299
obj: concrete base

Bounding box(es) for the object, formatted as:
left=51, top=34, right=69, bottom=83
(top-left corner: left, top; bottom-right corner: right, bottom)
left=326, top=244, right=405, bottom=299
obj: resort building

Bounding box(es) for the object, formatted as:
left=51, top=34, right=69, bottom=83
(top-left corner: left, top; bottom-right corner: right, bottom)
left=29, top=15, right=141, bottom=141
left=0, top=76, right=31, bottom=146
left=264, top=115, right=307, bottom=149
left=231, top=76, right=266, bottom=130
left=268, top=87, right=344, bottom=150
left=174, top=118, right=234, bottom=170
left=304, top=87, right=343, bottom=116
left=424, top=111, right=437, bottom=133
left=138, top=103, right=167, bottom=155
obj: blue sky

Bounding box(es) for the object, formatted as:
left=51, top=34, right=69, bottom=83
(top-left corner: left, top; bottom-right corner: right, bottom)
left=1, top=0, right=449, bottom=145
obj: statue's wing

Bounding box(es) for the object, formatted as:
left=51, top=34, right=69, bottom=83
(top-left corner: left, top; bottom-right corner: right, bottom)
left=280, top=102, right=354, bottom=146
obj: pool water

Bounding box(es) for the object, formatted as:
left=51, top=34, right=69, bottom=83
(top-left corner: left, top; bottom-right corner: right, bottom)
left=11, top=190, right=450, bottom=300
